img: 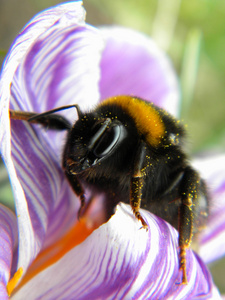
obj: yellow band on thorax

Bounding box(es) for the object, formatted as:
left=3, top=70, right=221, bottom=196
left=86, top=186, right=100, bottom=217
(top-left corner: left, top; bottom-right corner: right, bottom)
left=100, top=96, right=165, bottom=146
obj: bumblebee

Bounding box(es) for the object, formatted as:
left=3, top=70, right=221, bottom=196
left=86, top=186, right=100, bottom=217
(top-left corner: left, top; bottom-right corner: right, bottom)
left=10, top=95, right=208, bottom=284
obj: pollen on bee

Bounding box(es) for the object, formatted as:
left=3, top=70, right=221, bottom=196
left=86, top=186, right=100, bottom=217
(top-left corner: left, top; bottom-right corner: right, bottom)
left=201, top=211, right=208, bottom=217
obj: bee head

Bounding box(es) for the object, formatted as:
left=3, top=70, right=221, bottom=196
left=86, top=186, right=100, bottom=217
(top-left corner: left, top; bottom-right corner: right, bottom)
left=63, top=110, right=128, bottom=175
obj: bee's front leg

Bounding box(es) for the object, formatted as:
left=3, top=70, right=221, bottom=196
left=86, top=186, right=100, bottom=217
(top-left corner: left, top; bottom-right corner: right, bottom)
left=130, top=142, right=148, bottom=230
left=10, top=109, right=71, bottom=130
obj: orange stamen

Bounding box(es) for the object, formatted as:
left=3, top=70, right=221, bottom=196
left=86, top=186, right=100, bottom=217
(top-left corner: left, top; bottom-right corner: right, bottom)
left=7, top=267, right=23, bottom=296
left=9, top=218, right=96, bottom=294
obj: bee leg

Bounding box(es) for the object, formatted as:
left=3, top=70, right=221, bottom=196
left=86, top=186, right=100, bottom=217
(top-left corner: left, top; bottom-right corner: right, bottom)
left=10, top=109, right=71, bottom=130
left=10, top=110, right=38, bottom=121
left=64, top=172, right=85, bottom=220
left=130, top=176, right=148, bottom=230
left=178, top=166, right=202, bottom=284
left=130, top=142, right=148, bottom=230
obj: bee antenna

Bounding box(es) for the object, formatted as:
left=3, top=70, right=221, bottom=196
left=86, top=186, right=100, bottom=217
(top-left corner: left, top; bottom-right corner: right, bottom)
left=74, top=104, right=82, bottom=119
left=28, top=104, right=82, bottom=122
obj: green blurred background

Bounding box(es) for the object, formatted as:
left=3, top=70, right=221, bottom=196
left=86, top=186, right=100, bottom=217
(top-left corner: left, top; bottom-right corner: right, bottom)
left=0, top=0, right=224, bottom=293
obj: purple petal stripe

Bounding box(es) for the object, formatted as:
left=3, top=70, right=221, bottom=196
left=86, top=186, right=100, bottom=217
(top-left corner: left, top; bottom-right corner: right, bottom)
left=0, top=205, right=18, bottom=300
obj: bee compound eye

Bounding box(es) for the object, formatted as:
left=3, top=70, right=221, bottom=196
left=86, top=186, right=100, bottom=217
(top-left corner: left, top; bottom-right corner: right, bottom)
left=93, top=125, right=124, bottom=158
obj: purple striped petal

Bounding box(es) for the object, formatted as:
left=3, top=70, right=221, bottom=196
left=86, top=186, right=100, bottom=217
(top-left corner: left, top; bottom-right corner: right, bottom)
left=0, top=205, right=18, bottom=300
left=99, top=27, right=180, bottom=116
left=11, top=204, right=220, bottom=299
left=10, top=20, right=104, bottom=154
left=0, top=1, right=104, bottom=278
left=1, top=1, right=220, bottom=298
left=193, top=155, right=225, bottom=264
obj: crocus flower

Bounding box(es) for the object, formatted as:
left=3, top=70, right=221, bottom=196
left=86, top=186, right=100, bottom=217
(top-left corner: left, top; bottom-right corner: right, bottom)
left=0, top=1, right=224, bottom=299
